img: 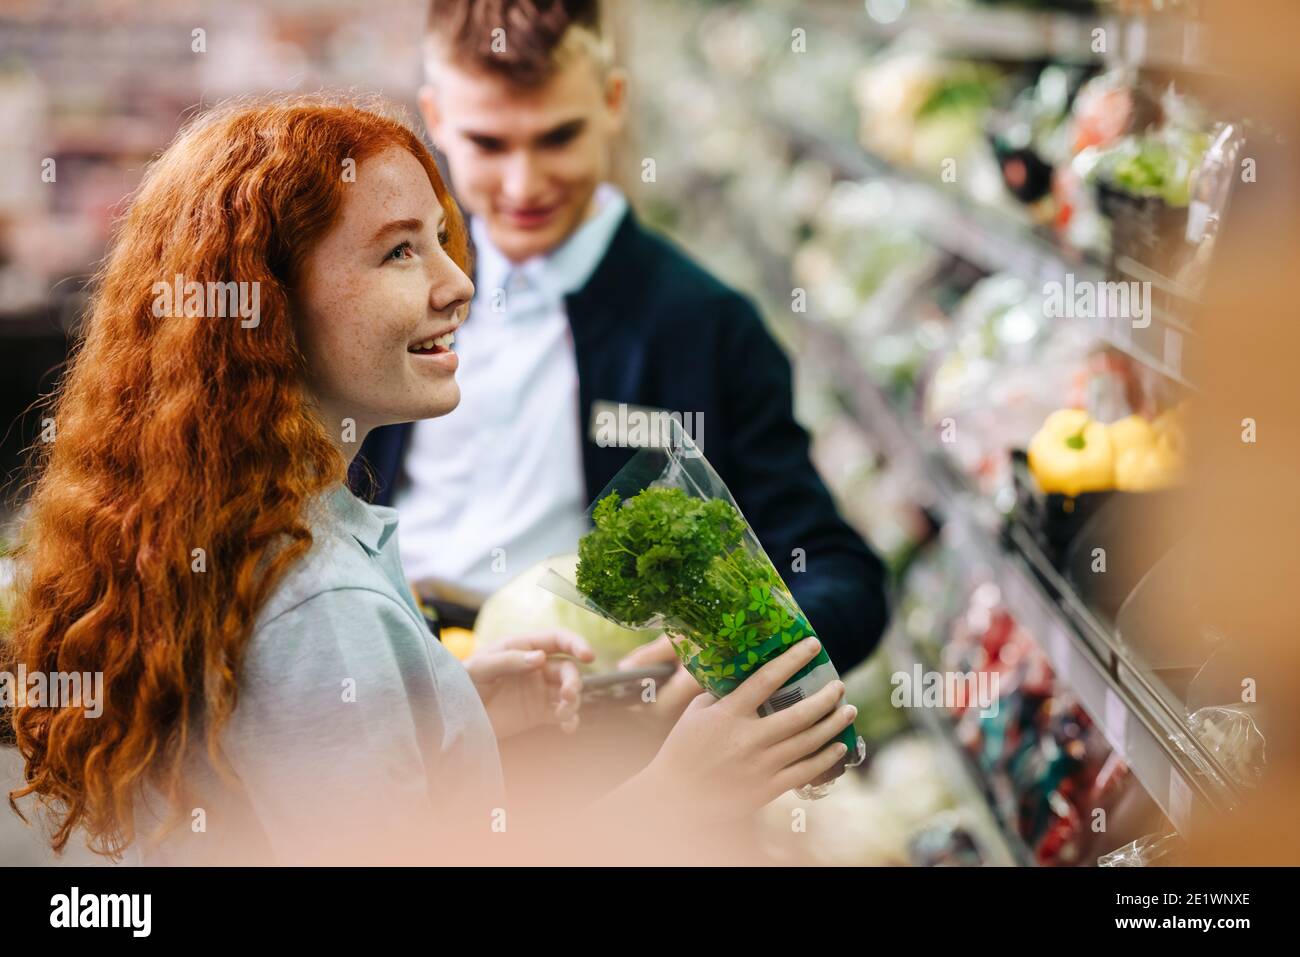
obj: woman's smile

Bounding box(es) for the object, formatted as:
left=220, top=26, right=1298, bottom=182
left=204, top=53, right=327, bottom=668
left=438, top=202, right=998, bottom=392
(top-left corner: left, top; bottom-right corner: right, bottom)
left=407, top=322, right=461, bottom=372
left=409, top=344, right=459, bottom=373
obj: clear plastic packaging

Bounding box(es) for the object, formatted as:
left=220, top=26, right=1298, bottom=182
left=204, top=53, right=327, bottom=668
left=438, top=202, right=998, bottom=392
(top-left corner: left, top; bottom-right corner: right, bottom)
left=1098, top=831, right=1185, bottom=867
left=543, top=419, right=866, bottom=798
left=1187, top=704, right=1266, bottom=788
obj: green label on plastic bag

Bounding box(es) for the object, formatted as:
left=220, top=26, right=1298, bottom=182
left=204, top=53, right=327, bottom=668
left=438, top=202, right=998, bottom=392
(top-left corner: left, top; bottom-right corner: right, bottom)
left=685, top=630, right=858, bottom=755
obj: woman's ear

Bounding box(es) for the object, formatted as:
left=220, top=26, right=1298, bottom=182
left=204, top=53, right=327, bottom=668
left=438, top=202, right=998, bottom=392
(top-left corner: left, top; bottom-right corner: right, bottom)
left=419, top=85, right=443, bottom=150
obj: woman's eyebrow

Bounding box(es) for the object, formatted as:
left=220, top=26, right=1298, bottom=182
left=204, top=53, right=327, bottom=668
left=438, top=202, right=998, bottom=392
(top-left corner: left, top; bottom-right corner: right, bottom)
left=369, top=217, right=424, bottom=246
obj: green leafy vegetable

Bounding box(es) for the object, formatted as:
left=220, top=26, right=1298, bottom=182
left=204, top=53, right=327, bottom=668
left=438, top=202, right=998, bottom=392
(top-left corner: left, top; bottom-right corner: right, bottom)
left=575, top=487, right=812, bottom=689
left=1094, top=132, right=1211, bottom=207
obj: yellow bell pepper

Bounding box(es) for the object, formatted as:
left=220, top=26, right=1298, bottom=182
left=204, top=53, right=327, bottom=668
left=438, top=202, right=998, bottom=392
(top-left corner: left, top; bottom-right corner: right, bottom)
left=1107, top=414, right=1156, bottom=461
left=1151, top=404, right=1190, bottom=444
left=1112, top=405, right=1187, bottom=491
left=1027, top=409, right=1115, bottom=497
left=1115, top=431, right=1184, bottom=491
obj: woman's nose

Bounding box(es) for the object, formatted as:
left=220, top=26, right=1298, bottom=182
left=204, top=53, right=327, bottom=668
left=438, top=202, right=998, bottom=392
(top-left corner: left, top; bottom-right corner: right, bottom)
left=430, top=260, right=474, bottom=316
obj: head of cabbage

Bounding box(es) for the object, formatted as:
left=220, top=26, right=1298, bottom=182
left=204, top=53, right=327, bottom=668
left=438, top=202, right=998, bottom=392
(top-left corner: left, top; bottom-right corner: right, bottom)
left=472, top=555, right=658, bottom=671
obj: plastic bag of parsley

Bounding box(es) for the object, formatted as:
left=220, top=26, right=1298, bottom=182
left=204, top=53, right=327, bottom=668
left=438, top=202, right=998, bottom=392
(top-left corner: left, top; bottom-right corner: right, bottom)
left=541, top=420, right=866, bottom=798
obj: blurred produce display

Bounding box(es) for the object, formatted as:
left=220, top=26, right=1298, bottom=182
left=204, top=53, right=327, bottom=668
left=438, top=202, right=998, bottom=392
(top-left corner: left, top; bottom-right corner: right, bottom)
left=629, top=0, right=1256, bottom=864
left=759, top=733, right=983, bottom=866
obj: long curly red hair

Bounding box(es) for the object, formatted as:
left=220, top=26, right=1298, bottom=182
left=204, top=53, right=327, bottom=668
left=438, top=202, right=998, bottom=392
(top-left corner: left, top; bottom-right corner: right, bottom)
left=5, top=95, right=469, bottom=858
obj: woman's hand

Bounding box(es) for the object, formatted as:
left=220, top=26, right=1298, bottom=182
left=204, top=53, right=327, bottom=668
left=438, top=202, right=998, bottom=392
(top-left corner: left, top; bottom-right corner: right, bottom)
left=628, top=637, right=856, bottom=823
left=464, top=631, right=595, bottom=740
left=616, top=634, right=701, bottom=729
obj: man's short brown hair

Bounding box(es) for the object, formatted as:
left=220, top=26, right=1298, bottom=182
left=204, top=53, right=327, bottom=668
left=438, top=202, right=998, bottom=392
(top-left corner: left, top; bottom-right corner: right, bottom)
left=425, top=0, right=612, bottom=87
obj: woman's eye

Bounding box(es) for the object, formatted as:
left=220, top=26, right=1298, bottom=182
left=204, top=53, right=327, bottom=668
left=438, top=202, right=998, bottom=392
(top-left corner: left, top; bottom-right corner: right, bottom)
left=387, top=240, right=414, bottom=262
left=437, top=230, right=450, bottom=247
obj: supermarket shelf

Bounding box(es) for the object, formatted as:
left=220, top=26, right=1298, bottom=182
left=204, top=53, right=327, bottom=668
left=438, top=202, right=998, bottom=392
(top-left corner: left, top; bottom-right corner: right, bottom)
left=996, top=522, right=1239, bottom=820
left=769, top=114, right=1199, bottom=388
left=795, top=317, right=1241, bottom=840
left=818, top=4, right=1211, bottom=73
left=688, top=114, right=1234, bottom=842
left=883, top=626, right=1035, bottom=867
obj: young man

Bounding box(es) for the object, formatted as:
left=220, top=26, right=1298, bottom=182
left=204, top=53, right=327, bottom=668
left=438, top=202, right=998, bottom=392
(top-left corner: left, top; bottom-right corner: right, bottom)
left=352, top=0, right=888, bottom=679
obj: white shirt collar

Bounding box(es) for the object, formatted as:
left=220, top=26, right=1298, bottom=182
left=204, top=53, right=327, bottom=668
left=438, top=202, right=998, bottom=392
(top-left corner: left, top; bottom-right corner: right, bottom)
left=469, top=183, right=627, bottom=311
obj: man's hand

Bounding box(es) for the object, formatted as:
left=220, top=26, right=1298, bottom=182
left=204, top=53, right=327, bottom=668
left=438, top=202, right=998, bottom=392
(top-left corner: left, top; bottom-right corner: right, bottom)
left=617, top=634, right=700, bottom=728
left=465, top=631, right=595, bottom=740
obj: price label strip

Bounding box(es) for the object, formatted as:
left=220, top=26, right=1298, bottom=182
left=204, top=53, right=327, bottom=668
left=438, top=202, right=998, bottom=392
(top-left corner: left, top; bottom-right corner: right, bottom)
left=1168, top=770, right=1194, bottom=836
left=1103, top=687, right=1129, bottom=761
left=1163, top=327, right=1184, bottom=379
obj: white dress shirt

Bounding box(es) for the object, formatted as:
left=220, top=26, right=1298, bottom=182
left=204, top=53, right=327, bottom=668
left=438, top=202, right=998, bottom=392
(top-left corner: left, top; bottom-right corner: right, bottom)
left=392, top=184, right=628, bottom=597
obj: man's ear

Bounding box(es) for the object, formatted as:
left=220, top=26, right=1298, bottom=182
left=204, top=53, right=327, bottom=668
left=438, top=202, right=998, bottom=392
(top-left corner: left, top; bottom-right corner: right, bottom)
left=418, top=85, right=443, bottom=149
left=603, top=68, right=628, bottom=134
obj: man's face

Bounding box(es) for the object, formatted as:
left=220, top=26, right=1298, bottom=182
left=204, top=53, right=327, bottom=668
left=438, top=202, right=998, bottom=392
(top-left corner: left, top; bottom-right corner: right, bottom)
left=422, top=51, right=625, bottom=264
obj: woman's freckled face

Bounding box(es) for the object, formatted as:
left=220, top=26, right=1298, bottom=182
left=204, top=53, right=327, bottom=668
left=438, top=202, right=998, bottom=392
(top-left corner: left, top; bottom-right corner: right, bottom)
left=296, top=147, right=474, bottom=443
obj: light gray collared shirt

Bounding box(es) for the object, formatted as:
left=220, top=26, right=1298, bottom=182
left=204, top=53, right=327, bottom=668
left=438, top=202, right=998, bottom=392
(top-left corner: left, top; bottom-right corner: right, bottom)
left=131, top=485, right=504, bottom=865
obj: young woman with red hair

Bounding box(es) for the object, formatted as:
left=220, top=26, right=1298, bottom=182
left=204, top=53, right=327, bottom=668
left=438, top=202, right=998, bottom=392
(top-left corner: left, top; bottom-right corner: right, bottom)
left=4, top=96, right=856, bottom=864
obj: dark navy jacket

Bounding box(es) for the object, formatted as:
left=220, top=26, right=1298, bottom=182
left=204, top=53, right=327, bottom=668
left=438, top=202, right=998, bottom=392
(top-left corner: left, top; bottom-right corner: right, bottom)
left=349, top=208, right=889, bottom=671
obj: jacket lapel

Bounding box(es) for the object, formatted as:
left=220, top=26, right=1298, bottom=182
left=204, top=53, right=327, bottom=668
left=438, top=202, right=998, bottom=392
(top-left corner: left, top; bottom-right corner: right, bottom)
left=564, top=209, right=651, bottom=500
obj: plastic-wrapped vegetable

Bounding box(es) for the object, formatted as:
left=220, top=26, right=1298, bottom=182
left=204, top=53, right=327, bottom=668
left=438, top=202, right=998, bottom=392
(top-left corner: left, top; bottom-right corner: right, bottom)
left=1092, top=129, right=1212, bottom=208
left=473, top=555, right=656, bottom=671
left=545, top=422, right=866, bottom=797
left=854, top=48, right=1000, bottom=171
left=1188, top=704, right=1266, bottom=788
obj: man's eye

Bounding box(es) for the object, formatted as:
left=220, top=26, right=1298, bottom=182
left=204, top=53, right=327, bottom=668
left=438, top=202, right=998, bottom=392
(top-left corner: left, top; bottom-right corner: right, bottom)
left=540, top=129, right=579, bottom=148
left=387, top=240, right=414, bottom=262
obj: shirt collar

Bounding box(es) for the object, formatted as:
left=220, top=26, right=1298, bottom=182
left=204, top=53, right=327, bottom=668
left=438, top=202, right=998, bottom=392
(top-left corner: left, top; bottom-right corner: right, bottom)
left=469, top=216, right=512, bottom=307
left=325, top=483, right=397, bottom=557
left=470, top=183, right=628, bottom=309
